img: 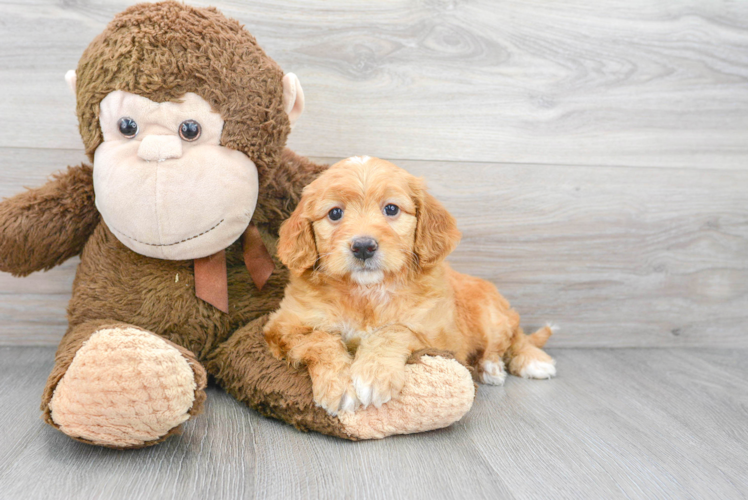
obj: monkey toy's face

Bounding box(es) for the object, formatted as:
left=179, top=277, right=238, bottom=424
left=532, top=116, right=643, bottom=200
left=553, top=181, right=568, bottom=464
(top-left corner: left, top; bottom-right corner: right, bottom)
left=68, top=2, right=305, bottom=261
left=93, top=91, right=258, bottom=260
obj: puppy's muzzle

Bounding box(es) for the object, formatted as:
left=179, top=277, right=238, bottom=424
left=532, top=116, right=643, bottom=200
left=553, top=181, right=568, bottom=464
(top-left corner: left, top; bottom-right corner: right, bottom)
left=350, top=237, right=378, bottom=261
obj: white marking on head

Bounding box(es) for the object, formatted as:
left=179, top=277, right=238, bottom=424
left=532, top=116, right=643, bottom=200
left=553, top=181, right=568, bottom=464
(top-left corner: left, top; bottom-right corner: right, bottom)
left=347, top=155, right=371, bottom=165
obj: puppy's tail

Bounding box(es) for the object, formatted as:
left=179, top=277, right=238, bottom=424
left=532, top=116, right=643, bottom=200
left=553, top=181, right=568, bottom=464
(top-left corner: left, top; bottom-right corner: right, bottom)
left=505, top=324, right=557, bottom=379
left=527, top=323, right=556, bottom=348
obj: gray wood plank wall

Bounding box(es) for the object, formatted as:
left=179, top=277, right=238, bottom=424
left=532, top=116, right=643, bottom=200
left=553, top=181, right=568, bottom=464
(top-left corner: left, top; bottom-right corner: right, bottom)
left=1, top=0, right=746, bottom=347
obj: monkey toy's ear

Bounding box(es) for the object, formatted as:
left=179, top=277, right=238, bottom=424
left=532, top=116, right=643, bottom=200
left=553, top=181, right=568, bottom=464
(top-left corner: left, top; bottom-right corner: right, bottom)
left=282, top=73, right=305, bottom=129
left=65, top=70, right=77, bottom=96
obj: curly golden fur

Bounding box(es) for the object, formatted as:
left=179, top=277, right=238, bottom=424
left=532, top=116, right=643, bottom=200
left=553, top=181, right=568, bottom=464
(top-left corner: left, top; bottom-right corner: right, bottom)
left=265, top=157, right=556, bottom=416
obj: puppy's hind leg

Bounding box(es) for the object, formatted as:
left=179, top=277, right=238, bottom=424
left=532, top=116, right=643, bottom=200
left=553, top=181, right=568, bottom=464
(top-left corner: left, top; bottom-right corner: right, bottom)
left=470, top=309, right=519, bottom=385
left=475, top=317, right=513, bottom=386
left=505, top=325, right=557, bottom=379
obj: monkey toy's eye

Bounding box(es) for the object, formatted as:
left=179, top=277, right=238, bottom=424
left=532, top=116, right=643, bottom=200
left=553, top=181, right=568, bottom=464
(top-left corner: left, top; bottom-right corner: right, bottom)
left=117, top=117, right=138, bottom=138
left=178, top=120, right=201, bottom=141
left=328, top=207, right=343, bottom=222
left=384, top=204, right=400, bottom=216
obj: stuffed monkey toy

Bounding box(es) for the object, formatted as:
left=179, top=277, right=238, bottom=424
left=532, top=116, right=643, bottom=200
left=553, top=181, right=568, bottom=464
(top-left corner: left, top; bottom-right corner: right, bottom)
left=0, top=2, right=475, bottom=448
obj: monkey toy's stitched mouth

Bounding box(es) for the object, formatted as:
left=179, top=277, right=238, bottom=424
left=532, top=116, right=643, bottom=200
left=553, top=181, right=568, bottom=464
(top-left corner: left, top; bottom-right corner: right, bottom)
left=109, top=219, right=225, bottom=247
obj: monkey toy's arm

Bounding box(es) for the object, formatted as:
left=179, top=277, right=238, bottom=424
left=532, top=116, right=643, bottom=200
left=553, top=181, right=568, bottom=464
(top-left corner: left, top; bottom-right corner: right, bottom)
left=0, top=164, right=100, bottom=277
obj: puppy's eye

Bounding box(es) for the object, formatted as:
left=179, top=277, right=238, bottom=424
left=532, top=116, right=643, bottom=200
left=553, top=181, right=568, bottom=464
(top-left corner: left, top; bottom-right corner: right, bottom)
left=384, top=204, right=400, bottom=216
left=179, top=120, right=201, bottom=141
left=117, top=117, right=138, bottom=138
left=328, top=207, right=344, bottom=221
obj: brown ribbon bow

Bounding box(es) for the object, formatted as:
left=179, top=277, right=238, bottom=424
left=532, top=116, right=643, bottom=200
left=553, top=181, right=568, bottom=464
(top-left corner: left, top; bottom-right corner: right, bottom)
left=194, top=223, right=275, bottom=313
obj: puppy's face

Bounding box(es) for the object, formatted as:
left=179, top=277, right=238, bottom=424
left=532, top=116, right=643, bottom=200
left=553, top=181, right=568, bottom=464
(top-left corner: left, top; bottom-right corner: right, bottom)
left=278, top=156, right=460, bottom=284
left=309, top=157, right=418, bottom=285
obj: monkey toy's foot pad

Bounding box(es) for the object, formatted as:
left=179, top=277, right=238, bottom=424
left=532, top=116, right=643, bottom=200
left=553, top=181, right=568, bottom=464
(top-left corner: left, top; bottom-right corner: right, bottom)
left=338, top=354, right=475, bottom=439
left=49, top=327, right=203, bottom=448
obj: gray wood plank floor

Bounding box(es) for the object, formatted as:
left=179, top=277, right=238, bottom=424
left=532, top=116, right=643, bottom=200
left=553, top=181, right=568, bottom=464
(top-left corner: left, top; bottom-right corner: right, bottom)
left=1, top=346, right=746, bottom=500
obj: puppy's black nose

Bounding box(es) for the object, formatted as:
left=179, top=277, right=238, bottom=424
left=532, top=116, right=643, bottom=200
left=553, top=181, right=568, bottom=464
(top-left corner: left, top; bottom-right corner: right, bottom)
left=351, top=237, right=378, bottom=261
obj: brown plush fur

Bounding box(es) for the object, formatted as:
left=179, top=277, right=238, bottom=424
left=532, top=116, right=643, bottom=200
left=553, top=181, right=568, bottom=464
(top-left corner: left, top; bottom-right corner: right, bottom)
left=265, top=158, right=554, bottom=412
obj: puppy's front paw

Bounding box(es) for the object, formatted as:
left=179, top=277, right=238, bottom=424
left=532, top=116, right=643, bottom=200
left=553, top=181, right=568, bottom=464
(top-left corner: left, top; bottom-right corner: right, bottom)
left=350, top=359, right=407, bottom=408
left=479, top=359, right=507, bottom=386
left=311, top=368, right=359, bottom=416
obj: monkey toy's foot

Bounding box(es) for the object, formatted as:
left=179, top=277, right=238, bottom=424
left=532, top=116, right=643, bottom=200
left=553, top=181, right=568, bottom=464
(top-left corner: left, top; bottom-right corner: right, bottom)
left=208, top=317, right=476, bottom=441
left=43, top=322, right=207, bottom=448
left=337, top=350, right=475, bottom=439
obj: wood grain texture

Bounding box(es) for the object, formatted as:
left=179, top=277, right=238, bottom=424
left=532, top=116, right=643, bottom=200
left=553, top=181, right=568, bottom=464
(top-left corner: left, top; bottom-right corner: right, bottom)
left=0, top=2, right=746, bottom=346
left=1, top=346, right=746, bottom=499
left=0, top=0, right=747, bottom=168
left=2, top=150, right=746, bottom=347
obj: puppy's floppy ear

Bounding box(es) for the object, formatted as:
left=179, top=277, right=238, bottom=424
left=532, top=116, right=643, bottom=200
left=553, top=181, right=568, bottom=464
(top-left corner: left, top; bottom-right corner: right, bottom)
left=413, top=182, right=461, bottom=268
left=277, top=196, right=317, bottom=275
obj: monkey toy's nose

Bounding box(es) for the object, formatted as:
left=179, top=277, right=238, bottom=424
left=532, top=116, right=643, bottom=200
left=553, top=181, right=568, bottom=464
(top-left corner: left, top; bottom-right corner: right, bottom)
left=351, top=237, right=378, bottom=261
left=137, top=135, right=183, bottom=162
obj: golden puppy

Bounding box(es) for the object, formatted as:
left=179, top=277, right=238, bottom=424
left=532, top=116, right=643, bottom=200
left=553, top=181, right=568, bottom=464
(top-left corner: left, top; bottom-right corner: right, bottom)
left=264, top=156, right=556, bottom=415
